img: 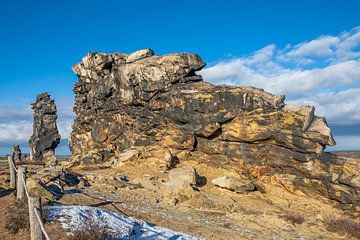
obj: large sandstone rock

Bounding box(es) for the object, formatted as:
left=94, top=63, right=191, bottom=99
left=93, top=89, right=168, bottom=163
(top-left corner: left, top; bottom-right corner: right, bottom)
left=29, top=93, right=61, bottom=162
left=69, top=49, right=359, bottom=210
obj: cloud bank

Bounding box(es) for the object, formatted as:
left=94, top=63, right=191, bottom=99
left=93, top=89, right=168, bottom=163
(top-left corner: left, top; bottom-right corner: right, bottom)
left=201, top=26, right=360, bottom=126
left=0, top=105, right=73, bottom=144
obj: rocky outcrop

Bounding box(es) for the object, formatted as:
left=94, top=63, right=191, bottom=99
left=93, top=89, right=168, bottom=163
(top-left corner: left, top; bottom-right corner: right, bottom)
left=12, top=144, right=22, bottom=162
left=70, top=49, right=359, bottom=210
left=29, top=93, right=61, bottom=162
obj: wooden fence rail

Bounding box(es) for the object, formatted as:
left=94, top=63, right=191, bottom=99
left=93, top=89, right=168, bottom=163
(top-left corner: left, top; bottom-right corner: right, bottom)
left=7, top=155, right=50, bottom=240
left=17, top=166, right=26, bottom=200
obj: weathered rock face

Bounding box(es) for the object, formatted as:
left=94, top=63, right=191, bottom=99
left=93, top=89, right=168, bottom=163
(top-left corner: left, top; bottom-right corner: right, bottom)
left=29, top=93, right=61, bottom=162
left=70, top=49, right=359, bottom=209
left=12, top=144, right=22, bottom=162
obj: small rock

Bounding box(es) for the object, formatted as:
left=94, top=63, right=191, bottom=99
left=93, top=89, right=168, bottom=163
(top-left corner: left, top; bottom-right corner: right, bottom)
left=126, top=48, right=154, bottom=63
left=107, top=148, right=140, bottom=166
left=315, top=214, right=324, bottom=222
left=144, top=147, right=175, bottom=172
left=169, top=198, right=178, bottom=206
left=168, top=167, right=198, bottom=185
left=176, top=151, right=192, bottom=161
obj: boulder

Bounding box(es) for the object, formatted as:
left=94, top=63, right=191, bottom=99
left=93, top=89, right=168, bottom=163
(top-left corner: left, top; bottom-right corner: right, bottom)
left=142, top=146, right=175, bottom=172
left=168, top=167, right=198, bottom=185
left=164, top=167, right=199, bottom=194
left=212, top=176, right=257, bottom=193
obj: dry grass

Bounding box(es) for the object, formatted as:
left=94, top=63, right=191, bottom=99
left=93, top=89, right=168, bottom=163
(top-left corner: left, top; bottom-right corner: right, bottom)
left=74, top=165, right=111, bottom=171
left=14, top=160, right=45, bottom=166
left=5, top=199, right=30, bottom=234
left=325, top=218, right=360, bottom=239
left=68, top=215, right=114, bottom=240
left=0, top=158, right=8, bottom=168
left=281, top=214, right=305, bottom=225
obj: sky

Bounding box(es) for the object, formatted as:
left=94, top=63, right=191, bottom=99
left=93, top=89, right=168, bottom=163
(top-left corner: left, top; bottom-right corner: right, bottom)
left=0, top=0, right=360, bottom=155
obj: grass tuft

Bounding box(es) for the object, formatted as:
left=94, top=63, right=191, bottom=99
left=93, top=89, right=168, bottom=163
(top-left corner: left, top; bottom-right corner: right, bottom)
left=325, top=218, right=360, bottom=239
left=281, top=214, right=305, bottom=225
left=5, top=199, right=30, bottom=234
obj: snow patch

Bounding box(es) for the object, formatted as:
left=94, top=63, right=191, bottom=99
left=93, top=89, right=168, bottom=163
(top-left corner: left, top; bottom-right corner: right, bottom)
left=45, top=205, right=201, bottom=240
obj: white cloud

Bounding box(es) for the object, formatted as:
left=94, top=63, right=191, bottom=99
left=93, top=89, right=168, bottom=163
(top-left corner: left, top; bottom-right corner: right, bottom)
left=0, top=97, right=74, bottom=121
left=0, top=119, right=72, bottom=143
left=57, top=119, right=73, bottom=140
left=290, top=88, right=360, bottom=125
left=0, top=121, right=32, bottom=142
left=0, top=106, right=32, bottom=119
left=200, top=26, right=360, bottom=125
left=0, top=96, right=75, bottom=143
left=286, top=36, right=339, bottom=58
left=328, top=136, right=360, bottom=151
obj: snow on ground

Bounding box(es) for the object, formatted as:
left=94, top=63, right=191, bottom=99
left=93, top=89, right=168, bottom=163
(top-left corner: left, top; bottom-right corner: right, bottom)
left=45, top=205, right=201, bottom=240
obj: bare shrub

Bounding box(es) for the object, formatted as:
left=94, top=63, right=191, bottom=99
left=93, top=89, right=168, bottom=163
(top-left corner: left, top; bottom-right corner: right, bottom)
left=5, top=199, right=30, bottom=234
left=68, top=215, right=114, bottom=240
left=325, top=218, right=360, bottom=239
left=281, top=214, right=305, bottom=225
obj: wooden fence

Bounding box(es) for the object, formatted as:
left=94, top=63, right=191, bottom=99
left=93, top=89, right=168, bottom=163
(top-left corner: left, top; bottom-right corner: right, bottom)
left=8, top=156, right=50, bottom=240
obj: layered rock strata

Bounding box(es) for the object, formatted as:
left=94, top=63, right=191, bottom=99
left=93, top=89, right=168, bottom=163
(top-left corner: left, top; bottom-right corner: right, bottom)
left=70, top=49, right=359, bottom=209
left=29, top=93, right=61, bottom=162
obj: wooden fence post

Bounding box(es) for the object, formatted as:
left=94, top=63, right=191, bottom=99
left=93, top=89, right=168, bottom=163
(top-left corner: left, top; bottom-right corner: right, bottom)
left=7, top=156, right=16, bottom=189
left=17, top=166, right=27, bottom=200
left=28, top=197, right=44, bottom=240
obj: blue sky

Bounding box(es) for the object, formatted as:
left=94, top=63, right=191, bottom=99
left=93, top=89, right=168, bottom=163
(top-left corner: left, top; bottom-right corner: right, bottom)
left=1, top=0, right=360, bottom=155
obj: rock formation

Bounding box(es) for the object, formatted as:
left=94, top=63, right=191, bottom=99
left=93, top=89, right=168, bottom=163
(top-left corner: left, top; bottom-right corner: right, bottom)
left=12, top=144, right=22, bottom=162
left=70, top=49, right=359, bottom=210
left=29, top=93, right=61, bottom=162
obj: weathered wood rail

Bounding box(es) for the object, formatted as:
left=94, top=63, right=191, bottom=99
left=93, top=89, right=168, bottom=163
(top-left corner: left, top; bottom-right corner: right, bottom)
left=8, top=156, right=50, bottom=240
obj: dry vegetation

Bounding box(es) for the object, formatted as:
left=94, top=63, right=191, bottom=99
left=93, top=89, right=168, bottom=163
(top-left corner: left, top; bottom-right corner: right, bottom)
left=325, top=218, right=360, bottom=239
left=5, top=199, right=30, bottom=234
left=68, top=215, right=115, bottom=240
left=14, top=161, right=45, bottom=166
left=0, top=157, right=7, bottom=168
left=280, top=214, right=305, bottom=225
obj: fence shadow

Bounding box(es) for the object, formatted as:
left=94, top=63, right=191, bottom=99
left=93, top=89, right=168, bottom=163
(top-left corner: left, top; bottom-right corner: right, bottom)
left=0, top=187, right=14, bottom=198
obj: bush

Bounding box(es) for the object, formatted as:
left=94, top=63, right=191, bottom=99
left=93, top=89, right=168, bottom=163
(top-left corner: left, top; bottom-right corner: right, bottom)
left=68, top=215, right=114, bottom=240
left=325, top=218, right=360, bottom=239
left=5, top=199, right=30, bottom=234
left=281, top=214, right=305, bottom=225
